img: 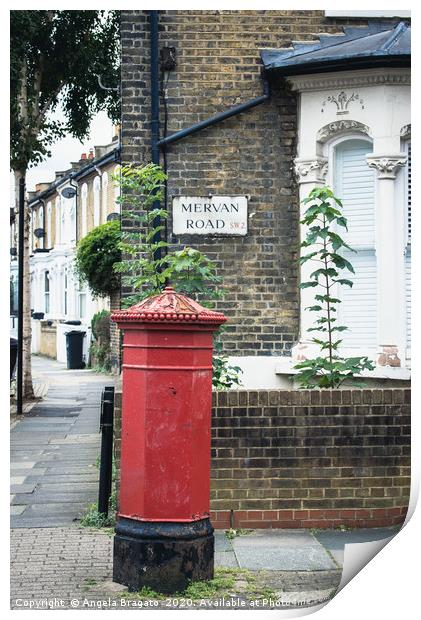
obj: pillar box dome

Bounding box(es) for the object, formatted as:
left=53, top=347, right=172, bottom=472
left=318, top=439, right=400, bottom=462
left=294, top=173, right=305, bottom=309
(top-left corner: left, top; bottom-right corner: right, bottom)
left=111, top=285, right=227, bottom=328
left=111, top=286, right=226, bottom=593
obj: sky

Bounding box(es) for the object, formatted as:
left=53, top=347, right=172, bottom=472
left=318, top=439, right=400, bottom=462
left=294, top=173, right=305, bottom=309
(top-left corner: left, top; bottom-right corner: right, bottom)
left=10, top=107, right=114, bottom=203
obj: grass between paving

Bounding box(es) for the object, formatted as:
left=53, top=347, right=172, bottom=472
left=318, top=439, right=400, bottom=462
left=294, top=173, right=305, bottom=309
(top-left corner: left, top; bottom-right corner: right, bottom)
left=117, top=568, right=276, bottom=601
left=80, top=455, right=117, bottom=528
left=224, top=527, right=254, bottom=539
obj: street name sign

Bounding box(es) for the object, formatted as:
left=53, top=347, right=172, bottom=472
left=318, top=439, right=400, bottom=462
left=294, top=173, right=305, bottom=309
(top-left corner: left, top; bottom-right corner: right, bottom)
left=172, top=195, right=248, bottom=235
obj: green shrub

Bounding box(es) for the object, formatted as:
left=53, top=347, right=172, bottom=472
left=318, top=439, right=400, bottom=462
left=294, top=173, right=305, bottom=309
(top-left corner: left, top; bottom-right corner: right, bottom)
left=90, top=310, right=111, bottom=372
left=74, top=220, right=121, bottom=297
left=91, top=309, right=111, bottom=342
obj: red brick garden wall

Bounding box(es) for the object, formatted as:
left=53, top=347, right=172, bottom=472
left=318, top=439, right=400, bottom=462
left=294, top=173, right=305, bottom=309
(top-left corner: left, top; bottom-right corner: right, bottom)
left=210, top=388, right=410, bottom=529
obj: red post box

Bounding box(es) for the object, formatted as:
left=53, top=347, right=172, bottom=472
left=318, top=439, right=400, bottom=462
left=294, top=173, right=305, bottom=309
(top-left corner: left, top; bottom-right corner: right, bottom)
left=111, top=286, right=226, bottom=592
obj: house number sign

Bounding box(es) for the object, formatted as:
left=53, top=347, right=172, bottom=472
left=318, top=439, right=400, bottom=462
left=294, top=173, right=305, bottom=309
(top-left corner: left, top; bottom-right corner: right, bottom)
left=172, top=195, right=248, bottom=236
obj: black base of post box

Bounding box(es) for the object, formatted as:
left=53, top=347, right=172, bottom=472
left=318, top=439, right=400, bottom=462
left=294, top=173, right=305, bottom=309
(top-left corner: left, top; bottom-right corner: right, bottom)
left=113, top=516, right=214, bottom=593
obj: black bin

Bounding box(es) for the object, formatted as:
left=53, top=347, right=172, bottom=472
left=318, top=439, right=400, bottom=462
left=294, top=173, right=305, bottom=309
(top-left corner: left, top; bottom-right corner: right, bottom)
left=65, top=331, right=86, bottom=370
left=10, top=337, right=18, bottom=381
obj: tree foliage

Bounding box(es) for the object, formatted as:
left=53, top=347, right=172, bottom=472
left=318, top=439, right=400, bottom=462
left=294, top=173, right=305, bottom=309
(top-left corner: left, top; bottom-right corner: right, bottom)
left=294, top=187, right=375, bottom=389
left=10, top=10, right=120, bottom=172
left=74, top=221, right=121, bottom=297
left=114, top=164, right=223, bottom=305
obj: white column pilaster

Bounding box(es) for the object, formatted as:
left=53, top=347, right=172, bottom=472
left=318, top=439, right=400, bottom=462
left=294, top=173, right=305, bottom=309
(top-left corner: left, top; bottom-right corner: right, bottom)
left=292, top=156, right=328, bottom=361
left=366, top=154, right=407, bottom=366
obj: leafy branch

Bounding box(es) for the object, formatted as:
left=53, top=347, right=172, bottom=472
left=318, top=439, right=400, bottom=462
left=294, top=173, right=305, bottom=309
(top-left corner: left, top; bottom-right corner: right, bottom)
left=112, top=163, right=242, bottom=390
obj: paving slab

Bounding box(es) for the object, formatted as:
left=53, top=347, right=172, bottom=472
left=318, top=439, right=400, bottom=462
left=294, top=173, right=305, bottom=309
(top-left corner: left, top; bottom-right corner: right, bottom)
left=313, top=526, right=401, bottom=566
left=215, top=550, right=239, bottom=568
left=10, top=476, right=27, bottom=485
left=214, top=531, right=233, bottom=552
left=10, top=506, right=27, bottom=516
left=10, top=462, right=39, bottom=470
left=231, top=530, right=338, bottom=571
left=11, top=484, right=37, bottom=494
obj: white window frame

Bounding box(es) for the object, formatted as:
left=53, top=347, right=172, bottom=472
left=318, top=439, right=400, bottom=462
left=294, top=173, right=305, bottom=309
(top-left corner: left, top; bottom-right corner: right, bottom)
left=44, top=270, right=50, bottom=314
left=402, top=138, right=411, bottom=360
left=30, top=212, right=34, bottom=253
left=38, top=206, right=44, bottom=249
left=93, top=176, right=101, bottom=227
left=47, top=202, right=52, bottom=248
left=325, top=134, right=378, bottom=357
left=60, top=195, right=66, bottom=244
left=55, top=198, right=61, bottom=245
left=114, top=165, right=121, bottom=214
left=81, top=183, right=88, bottom=237
left=63, top=269, right=68, bottom=316
left=101, top=171, right=108, bottom=223
left=78, top=288, right=87, bottom=319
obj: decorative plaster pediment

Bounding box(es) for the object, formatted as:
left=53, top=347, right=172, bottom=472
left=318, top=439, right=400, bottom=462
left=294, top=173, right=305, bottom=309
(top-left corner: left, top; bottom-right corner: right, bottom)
left=287, top=68, right=411, bottom=92
left=317, top=120, right=370, bottom=143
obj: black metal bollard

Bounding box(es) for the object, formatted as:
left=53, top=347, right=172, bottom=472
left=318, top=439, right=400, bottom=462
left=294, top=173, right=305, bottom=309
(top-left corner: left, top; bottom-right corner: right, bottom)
left=98, top=386, right=115, bottom=516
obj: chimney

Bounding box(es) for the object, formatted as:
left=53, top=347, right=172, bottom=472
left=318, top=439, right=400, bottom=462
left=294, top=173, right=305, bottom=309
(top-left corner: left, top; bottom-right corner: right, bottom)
left=88, top=148, right=94, bottom=160
left=35, top=182, right=50, bottom=193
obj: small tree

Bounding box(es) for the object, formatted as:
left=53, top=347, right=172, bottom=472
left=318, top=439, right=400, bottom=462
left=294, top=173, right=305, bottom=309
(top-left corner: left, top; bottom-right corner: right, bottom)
left=113, top=163, right=242, bottom=390
left=114, top=164, right=223, bottom=305
left=294, top=186, right=374, bottom=388
left=10, top=10, right=120, bottom=397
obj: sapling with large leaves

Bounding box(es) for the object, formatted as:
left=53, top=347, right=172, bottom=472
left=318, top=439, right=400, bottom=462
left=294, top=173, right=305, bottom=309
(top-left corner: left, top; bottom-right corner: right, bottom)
left=294, top=186, right=374, bottom=388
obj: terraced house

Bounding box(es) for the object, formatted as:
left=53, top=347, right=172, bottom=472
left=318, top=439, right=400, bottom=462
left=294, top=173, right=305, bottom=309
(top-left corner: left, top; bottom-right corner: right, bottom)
left=120, top=10, right=411, bottom=389
left=114, top=10, right=411, bottom=530
left=10, top=136, right=120, bottom=363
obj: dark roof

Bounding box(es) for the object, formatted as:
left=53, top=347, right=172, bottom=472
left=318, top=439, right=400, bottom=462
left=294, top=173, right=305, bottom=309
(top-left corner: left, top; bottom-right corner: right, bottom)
left=261, top=21, right=410, bottom=76
left=28, top=146, right=120, bottom=207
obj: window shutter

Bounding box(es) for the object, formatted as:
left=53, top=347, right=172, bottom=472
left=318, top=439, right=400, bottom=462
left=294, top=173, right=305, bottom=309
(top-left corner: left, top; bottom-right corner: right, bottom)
left=335, top=140, right=377, bottom=350
left=405, top=141, right=411, bottom=355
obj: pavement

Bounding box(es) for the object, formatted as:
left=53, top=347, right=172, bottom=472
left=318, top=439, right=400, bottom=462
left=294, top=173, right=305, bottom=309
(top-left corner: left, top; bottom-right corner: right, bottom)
left=11, top=355, right=111, bottom=528
left=10, top=356, right=401, bottom=610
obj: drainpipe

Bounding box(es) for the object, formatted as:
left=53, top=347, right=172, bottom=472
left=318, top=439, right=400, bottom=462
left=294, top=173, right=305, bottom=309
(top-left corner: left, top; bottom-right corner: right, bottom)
left=158, top=75, right=270, bottom=148
left=149, top=10, right=162, bottom=264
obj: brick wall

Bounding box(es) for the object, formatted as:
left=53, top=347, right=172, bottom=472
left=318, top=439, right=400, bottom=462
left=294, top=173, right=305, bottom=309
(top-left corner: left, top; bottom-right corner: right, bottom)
left=113, top=386, right=410, bottom=529
left=113, top=377, right=122, bottom=501
left=109, top=290, right=121, bottom=373
left=121, top=10, right=396, bottom=356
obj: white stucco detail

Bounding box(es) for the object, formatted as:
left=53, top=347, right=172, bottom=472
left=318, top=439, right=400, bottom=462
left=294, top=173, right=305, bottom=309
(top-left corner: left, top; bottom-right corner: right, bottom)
left=93, top=176, right=101, bottom=227
left=288, top=67, right=411, bottom=371
left=81, top=183, right=88, bottom=238
left=101, top=172, right=108, bottom=223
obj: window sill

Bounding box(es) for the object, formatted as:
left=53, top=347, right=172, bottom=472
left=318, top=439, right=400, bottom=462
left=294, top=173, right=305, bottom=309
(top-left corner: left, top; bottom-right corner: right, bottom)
left=275, top=358, right=411, bottom=380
